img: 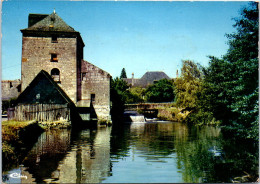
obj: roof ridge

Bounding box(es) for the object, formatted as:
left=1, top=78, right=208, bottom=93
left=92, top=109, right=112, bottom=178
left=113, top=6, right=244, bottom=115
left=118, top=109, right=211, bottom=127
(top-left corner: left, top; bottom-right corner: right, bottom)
left=17, top=70, right=75, bottom=105
left=23, top=12, right=76, bottom=32
left=40, top=70, right=74, bottom=104
left=82, top=60, right=111, bottom=77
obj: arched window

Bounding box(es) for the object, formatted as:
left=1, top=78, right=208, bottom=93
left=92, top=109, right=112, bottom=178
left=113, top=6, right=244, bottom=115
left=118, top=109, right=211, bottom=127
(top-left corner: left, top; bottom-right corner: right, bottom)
left=51, top=68, right=60, bottom=82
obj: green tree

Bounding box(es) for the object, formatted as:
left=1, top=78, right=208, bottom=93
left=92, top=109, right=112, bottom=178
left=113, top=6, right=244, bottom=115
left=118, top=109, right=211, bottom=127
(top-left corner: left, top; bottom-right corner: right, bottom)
left=110, top=77, right=129, bottom=120
left=174, top=60, right=202, bottom=110
left=203, top=2, right=258, bottom=141
left=145, top=79, right=175, bottom=102
left=120, top=68, right=127, bottom=79
left=125, top=87, right=145, bottom=104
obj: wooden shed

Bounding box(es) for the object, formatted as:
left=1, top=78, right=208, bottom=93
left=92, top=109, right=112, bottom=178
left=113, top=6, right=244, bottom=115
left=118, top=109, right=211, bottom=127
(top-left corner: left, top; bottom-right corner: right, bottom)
left=14, top=70, right=78, bottom=122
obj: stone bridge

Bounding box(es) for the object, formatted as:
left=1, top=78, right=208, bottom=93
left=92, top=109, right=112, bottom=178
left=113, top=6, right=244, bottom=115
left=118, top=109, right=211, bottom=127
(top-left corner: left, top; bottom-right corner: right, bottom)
left=125, top=103, right=172, bottom=111
left=125, top=103, right=173, bottom=118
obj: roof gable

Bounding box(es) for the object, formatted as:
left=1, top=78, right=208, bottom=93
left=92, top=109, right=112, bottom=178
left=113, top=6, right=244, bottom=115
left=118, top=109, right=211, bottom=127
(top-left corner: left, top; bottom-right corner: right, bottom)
left=22, top=12, right=76, bottom=32
left=81, top=60, right=111, bottom=78
left=28, top=14, right=49, bottom=27
left=124, top=71, right=171, bottom=88
left=17, top=70, right=74, bottom=104
left=141, top=71, right=170, bottom=83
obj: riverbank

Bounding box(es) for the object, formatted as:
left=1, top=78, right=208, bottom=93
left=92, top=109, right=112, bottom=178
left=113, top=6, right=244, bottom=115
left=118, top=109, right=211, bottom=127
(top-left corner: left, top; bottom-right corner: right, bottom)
left=2, top=120, right=44, bottom=171
left=157, top=106, right=190, bottom=122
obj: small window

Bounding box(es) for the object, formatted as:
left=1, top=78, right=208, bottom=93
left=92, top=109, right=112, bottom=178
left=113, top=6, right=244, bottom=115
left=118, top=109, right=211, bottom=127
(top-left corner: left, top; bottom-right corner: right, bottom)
left=17, top=84, right=21, bottom=92
left=51, top=68, right=60, bottom=82
left=51, top=54, right=58, bottom=62
left=52, top=36, right=57, bottom=43
left=91, top=94, right=95, bottom=103
left=9, top=82, right=13, bottom=88
left=82, top=73, right=87, bottom=80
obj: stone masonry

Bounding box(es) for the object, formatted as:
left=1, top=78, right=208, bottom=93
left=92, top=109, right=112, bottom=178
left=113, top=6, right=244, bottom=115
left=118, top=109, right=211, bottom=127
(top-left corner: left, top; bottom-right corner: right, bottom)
left=1, top=80, right=21, bottom=100
left=21, top=36, right=82, bottom=103
left=18, top=11, right=111, bottom=122
left=78, top=60, right=111, bottom=121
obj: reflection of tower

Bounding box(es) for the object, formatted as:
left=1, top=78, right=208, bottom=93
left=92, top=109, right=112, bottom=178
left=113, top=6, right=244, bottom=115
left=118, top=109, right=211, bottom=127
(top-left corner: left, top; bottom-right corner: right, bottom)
left=20, top=129, right=72, bottom=183
left=52, top=128, right=112, bottom=183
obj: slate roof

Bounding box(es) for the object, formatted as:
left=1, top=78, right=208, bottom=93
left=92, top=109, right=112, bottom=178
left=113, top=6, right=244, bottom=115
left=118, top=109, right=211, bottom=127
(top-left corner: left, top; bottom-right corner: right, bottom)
left=141, top=71, right=170, bottom=84
left=16, top=70, right=74, bottom=105
left=123, top=71, right=171, bottom=88
left=22, top=12, right=76, bottom=32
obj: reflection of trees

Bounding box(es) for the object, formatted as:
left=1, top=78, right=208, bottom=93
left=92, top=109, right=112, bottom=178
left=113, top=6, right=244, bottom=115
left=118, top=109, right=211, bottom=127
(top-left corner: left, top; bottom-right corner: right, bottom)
left=221, top=139, right=259, bottom=182
left=110, top=122, right=258, bottom=183
left=110, top=123, right=132, bottom=158
left=174, top=125, right=259, bottom=183
left=174, top=126, right=223, bottom=183
left=111, top=122, right=184, bottom=159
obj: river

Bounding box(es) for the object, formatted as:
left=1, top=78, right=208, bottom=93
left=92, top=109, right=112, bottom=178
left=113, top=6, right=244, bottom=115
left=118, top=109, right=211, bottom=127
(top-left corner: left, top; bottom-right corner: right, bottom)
left=2, top=121, right=258, bottom=183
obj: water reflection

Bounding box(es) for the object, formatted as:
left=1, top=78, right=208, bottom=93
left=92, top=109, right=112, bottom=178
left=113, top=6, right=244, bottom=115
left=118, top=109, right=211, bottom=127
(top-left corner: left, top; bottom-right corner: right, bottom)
left=3, top=121, right=258, bottom=183
left=50, top=127, right=111, bottom=183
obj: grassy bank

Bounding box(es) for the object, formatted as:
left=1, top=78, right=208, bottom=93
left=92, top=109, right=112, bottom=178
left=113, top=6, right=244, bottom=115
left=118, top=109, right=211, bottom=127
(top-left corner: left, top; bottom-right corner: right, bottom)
left=2, top=120, right=44, bottom=171
left=157, top=107, right=189, bottom=122
left=156, top=105, right=220, bottom=126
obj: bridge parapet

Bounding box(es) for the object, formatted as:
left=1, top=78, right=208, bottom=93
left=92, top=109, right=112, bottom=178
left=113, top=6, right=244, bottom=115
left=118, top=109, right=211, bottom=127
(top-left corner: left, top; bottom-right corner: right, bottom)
left=125, top=103, right=173, bottom=111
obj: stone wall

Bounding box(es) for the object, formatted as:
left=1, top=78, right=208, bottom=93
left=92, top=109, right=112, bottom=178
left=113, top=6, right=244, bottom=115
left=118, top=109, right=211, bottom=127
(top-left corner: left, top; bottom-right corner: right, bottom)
left=78, top=60, right=111, bottom=122
left=1, top=80, right=21, bottom=100
left=21, top=36, right=78, bottom=103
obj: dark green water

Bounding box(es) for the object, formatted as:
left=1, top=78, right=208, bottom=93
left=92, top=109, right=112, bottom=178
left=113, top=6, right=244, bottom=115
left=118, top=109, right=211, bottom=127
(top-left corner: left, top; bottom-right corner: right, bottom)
left=2, top=121, right=258, bottom=183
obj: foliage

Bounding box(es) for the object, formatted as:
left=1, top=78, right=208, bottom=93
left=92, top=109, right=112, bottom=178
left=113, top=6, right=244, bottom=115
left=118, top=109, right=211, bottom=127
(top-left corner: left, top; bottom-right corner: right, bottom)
left=202, top=2, right=259, bottom=141
left=120, top=68, right=127, bottom=79
left=174, top=60, right=202, bottom=110
left=125, top=87, right=145, bottom=104
left=2, top=120, right=37, bottom=171
left=110, top=77, right=129, bottom=120
left=145, top=79, right=175, bottom=102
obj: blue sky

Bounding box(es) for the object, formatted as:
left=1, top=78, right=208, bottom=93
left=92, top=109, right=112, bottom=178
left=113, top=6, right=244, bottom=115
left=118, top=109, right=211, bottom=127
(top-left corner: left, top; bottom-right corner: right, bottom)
left=1, top=1, right=250, bottom=80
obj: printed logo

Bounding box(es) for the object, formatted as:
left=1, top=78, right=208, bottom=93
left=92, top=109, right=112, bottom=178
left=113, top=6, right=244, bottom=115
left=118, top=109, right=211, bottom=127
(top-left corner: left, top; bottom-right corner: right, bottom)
left=9, top=173, right=27, bottom=180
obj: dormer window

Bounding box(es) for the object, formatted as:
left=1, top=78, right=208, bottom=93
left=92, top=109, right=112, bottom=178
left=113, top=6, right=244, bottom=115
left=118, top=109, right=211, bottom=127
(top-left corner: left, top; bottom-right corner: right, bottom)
left=51, top=54, right=58, bottom=62
left=52, top=35, right=57, bottom=43
left=49, top=24, right=54, bottom=31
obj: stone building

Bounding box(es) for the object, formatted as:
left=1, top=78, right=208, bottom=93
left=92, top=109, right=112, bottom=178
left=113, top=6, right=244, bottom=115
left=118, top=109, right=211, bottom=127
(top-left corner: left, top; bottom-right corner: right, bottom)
left=17, top=11, right=111, bottom=122
left=123, top=71, right=171, bottom=88
left=15, top=70, right=81, bottom=124
left=21, top=12, right=84, bottom=103
left=1, top=80, right=21, bottom=101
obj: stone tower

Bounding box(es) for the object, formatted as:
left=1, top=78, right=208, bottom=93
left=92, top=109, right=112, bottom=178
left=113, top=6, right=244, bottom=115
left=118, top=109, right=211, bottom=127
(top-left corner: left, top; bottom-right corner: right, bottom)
left=20, top=11, right=84, bottom=103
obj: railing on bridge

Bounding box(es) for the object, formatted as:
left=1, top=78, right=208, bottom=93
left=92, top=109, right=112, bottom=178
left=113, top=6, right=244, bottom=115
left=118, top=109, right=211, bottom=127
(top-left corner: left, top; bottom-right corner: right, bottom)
left=125, top=103, right=173, bottom=118
left=125, top=102, right=172, bottom=111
